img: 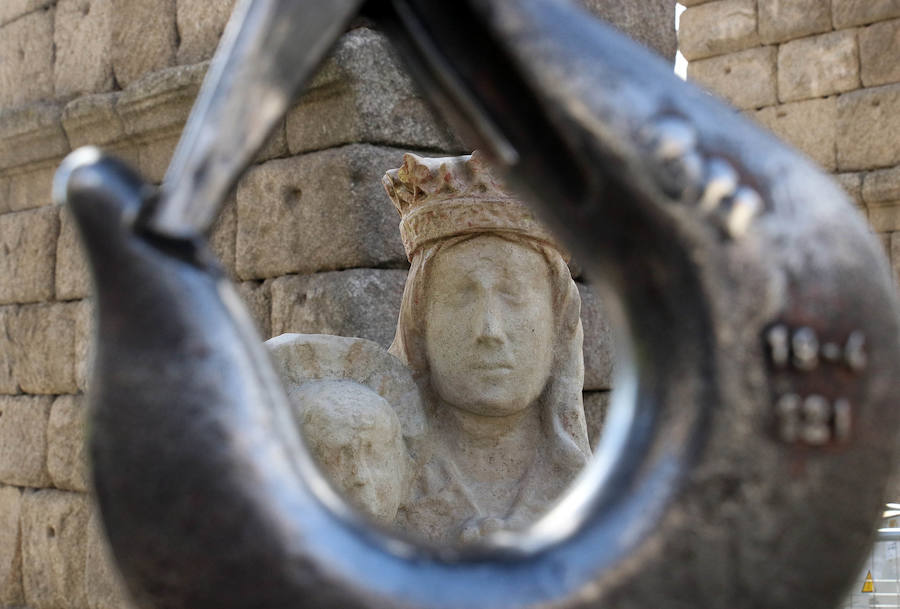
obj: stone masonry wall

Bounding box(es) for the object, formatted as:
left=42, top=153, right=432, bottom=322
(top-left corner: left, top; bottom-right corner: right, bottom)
left=0, top=2, right=674, bottom=609
left=681, top=0, right=900, bottom=273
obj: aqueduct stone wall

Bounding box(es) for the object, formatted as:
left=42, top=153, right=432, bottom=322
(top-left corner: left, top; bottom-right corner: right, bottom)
left=0, top=2, right=675, bottom=608
left=683, top=0, right=900, bottom=272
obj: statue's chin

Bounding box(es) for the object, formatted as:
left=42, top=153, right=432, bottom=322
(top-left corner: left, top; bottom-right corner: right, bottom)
left=431, top=372, right=547, bottom=418
left=440, top=391, right=539, bottom=418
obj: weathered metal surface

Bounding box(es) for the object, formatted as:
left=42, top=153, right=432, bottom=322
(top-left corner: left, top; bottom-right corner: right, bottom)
left=54, top=1, right=900, bottom=608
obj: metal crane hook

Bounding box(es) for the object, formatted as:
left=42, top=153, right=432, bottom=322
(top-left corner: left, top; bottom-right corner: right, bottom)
left=54, top=1, right=900, bottom=608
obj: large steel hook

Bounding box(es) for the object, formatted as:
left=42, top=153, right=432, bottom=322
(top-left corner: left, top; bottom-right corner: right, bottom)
left=54, top=1, right=900, bottom=608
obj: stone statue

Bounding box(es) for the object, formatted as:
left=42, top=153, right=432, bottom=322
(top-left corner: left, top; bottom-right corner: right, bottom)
left=267, top=152, right=591, bottom=543
left=265, top=333, right=422, bottom=525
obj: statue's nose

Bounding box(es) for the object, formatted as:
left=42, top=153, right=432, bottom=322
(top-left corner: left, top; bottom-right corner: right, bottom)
left=475, top=296, right=505, bottom=345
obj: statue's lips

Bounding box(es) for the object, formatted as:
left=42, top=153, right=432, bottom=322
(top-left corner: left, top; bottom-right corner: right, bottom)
left=471, top=362, right=515, bottom=371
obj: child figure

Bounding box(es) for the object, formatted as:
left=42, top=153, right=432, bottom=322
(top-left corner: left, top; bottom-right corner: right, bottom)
left=290, top=379, right=409, bottom=525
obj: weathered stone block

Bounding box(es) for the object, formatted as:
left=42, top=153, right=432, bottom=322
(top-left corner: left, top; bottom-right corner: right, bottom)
left=0, top=207, right=59, bottom=305
left=10, top=303, right=80, bottom=395
left=5, top=161, right=56, bottom=212
left=54, top=0, right=114, bottom=98
left=583, top=391, right=611, bottom=451
left=56, top=207, right=91, bottom=301
left=835, top=172, right=864, bottom=207
left=140, top=127, right=282, bottom=183
left=863, top=166, right=900, bottom=204
left=85, top=510, right=134, bottom=609
left=580, top=0, right=677, bottom=59
left=176, top=0, right=237, bottom=65
left=0, top=176, right=9, bottom=214
left=892, top=232, right=900, bottom=283
left=876, top=232, right=891, bottom=263
left=235, top=145, right=408, bottom=280
left=861, top=19, right=900, bottom=87
left=578, top=284, right=615, bottom=391
left=778, top=30, right=859, bottom=102
left=0, top=395, right=52, bottom=487
left=110, top=0, right=176, bottom=88
left=688, top=47, right=777, bottom=110
left=680, top=0, right=714, bottom=4
left=868, top=201, right=900, bottom=232
left=237, top=280, right=272, bottom=339
left=47, top=395, right=88, bottom=493
left=21, top=489, right=89, bottom=609
left=137, top=134, right=178, bottom=184
left=678, top=0, right=758, bottom=61
left=838, top=83, right=900, bottom=171
left=0, top=307, right=15, bottom=394
left=270, top=270, right=407, bottom=349
left=74, top=300, right=93, bottom=394
left=754, top=98, right=837, bottom=171
left=61, top=92, right=125, bottom=149
left=758, top=0, right=831, bottom=44
left=0, top=0, right=54, bottom=25
left=104, top=142, right=141, bottom=172
left=257, top=119, right=288, bottom=163
left=0, top=103, right=69, bottom=172
left=210, top=193, right=237, bottom=277
left=286, top=29, right=457, bottom=154
left=0, top=485, right=23, bottom=606
left=117, top=62, right=205, bottom=138
left=0, top=9, right=54, bottom=109
left=833, top=0, right=900, bottom=28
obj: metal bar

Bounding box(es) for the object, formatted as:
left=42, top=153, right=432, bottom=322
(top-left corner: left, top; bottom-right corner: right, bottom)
left=878, top=529, right=900, bottom=541
left=141, top=0, right=363, bottom=239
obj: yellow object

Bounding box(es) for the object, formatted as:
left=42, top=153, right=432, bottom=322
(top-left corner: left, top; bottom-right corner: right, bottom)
left=862, top=571, right=875, bottom=593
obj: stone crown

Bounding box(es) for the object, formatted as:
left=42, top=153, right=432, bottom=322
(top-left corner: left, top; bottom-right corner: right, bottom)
left=382, top=152, right=564, bottom=260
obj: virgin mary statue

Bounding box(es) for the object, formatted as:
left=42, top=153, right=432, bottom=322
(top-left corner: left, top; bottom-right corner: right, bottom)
left=268, top=152, right=591, bottom=544
left=382, top=152, right=591, bottom=543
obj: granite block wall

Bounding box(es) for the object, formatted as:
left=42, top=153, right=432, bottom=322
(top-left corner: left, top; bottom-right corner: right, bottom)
left=682, top=0, right=900, bottom=279
left=0, top=1, right=679, bottom=607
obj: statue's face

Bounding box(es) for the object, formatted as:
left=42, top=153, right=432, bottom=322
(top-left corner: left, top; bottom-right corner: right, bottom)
left=425, top=235, right=555, bottom=417
left=295, top=381, right=407, bottom=524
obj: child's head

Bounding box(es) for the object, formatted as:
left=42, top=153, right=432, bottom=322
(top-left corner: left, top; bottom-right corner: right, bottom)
left=291, top=380, right=408, bottom=524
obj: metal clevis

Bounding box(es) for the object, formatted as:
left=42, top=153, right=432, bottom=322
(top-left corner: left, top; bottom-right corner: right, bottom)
left=53, top=0, right=900, bottom=608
